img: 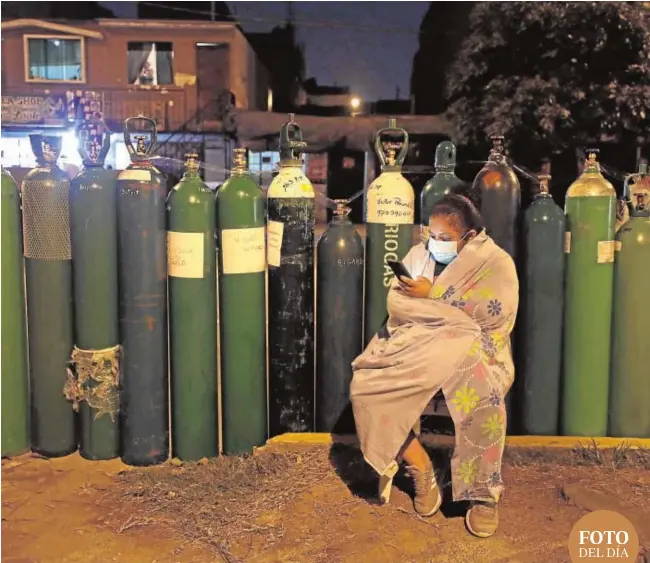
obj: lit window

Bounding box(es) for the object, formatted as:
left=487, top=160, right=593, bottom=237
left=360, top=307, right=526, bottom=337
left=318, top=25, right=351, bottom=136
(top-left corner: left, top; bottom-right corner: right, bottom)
left=127, top=42, right=174, bottom=86
left=248, top=152, right=261, bottom=170
left=26, top=36, right=84, bottom=83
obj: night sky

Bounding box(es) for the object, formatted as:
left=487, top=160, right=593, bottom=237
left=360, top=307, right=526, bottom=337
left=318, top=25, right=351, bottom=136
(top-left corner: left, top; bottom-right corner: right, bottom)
left=100, top=1, right=429, bottom=101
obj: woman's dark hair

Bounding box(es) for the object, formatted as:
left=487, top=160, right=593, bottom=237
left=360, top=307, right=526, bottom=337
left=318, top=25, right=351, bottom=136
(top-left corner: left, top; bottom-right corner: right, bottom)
left=450, top=183, right=481, bottom=209
left=429, top=191, right=485, bottom=233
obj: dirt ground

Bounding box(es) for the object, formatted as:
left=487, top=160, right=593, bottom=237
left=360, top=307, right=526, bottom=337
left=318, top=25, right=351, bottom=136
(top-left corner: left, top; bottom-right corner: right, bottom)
left=2, top=440, right=650, bottom=563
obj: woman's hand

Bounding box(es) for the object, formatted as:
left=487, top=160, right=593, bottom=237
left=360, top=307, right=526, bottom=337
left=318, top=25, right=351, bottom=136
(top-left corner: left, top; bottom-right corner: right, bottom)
left=397, top=276, right=433, bottom=298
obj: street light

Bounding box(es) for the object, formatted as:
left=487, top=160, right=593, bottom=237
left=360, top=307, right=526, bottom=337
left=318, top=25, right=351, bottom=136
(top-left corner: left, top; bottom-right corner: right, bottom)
left=350, top=97, right=361, bottom=110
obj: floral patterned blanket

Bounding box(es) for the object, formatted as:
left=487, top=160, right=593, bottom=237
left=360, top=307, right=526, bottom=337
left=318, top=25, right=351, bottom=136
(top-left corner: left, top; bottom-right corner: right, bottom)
left=350, top=230, right=519, bottom=502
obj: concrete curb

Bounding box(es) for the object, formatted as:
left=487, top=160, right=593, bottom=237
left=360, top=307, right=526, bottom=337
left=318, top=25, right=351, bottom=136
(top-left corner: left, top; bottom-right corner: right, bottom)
left=267, top=433, right=650, bottom=449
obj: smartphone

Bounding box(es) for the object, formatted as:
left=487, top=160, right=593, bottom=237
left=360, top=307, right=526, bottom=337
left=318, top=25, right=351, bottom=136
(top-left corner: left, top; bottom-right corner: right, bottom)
left=387, top=260, right=413, bottom=280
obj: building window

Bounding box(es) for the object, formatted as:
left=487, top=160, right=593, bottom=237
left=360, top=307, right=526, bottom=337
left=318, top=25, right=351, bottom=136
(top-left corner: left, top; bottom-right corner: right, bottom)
left=25, top=36, right=85, bottom=83
left=127, top=42, right=174, bottom=86
left=249, top=151, right=281, bottom=174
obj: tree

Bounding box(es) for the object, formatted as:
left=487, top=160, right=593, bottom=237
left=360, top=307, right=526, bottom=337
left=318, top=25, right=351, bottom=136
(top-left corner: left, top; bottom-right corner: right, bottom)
left=410, top=2, right=474, bottom=115
left=445, top=2, right=650, bottom=158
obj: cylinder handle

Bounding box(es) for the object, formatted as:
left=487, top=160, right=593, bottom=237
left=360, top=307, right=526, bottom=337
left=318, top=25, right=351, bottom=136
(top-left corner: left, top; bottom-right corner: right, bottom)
left=124, top=115, right=157, bottom=161
left=434, top=140, right=457, bottom=169
left=77, top=118, right=111, bottom=167
left=623, top=158, right=650, bottom=214
left=375, top=118, right=409, bottom=169
left=333, top=199, right=352, bottom=217
left=183, top=152, right=200, bottom=173
left=29, top=134, right=62, bottom=167
left=537, top=173, right=551, bottom=196
left=583, top=148, right=601, bottom=172
left=487, top=134, right=507, bottom=163
left=232, top=147, right=248, bottom=173
left=279, top=113, right=307, bottom=163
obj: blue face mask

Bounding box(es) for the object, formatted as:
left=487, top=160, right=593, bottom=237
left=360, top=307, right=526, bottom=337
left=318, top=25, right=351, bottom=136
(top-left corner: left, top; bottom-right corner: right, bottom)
left=428, top=232, right=470, bottom=264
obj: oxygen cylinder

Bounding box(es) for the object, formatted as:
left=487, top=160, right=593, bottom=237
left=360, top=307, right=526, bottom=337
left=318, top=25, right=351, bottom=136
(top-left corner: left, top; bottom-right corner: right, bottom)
left=364, top=119, right=415, bottom=345
left=609, top=161, right=650, bottom=438
left=316, top=200, right=364, bottom=433
left=21, top=135, right=76, bottom=457
left=420, top=141, right=464, bottom=242
left=167, top=153, right=218, bottom=461
left=117, top=117, right=169, bottom=466
left=67, top=122, right=120, bottom=460
left=217, top=148, right=267, bottom=453
left=562, top=150, right=616, bottom=437
left=1, top=167, right=30, bottom=457
left=519, top=174, right=565, bottom=435
left=471, top=135, right=521, bottom=259
left=267, top=115, right=315, bottom=436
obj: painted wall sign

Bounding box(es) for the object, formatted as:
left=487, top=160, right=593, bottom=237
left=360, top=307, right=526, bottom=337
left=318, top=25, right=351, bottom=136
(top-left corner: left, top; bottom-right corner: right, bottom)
left=1, top=94, right=68, bottom=127
left=1, top=91, right=102, bottom=127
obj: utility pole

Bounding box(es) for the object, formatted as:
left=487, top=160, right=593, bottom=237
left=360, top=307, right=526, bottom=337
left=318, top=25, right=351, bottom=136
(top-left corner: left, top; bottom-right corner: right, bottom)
left=210, top=1, right=215, bottom=21
left=286, top=1, right=295, bottom=25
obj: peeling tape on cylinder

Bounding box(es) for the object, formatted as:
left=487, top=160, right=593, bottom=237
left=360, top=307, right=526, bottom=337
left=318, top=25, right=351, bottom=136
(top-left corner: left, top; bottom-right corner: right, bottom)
left=564, top=232, right=571, bottom=254
left=118, top=169, right=152, bottom=182
left=221, top=227, right=266, bottom=274
left=167, top=231, right=204, bottom=278
left=267, top=220, right=283, bottom=268
left=597, top=240, right=616, bottom=264
left=615, top=240, right=622, bottom=252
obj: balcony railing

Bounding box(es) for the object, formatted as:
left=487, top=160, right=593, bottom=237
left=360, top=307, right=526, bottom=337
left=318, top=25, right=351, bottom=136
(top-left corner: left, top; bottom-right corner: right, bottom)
left=102, top=87, right=188, bottom=132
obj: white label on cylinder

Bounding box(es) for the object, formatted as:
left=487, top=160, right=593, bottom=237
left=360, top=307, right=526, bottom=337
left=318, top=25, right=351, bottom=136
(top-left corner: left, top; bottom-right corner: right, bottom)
left=167, top=231, right=204, bottom=278
left=564, top=231, right=571, bottom=254
left=221, top=227, right=266, bottom=274
left=366, top=172, right=415, bottom=224
left=267, top=220, right=284, bottom=267
left=597, top=240, right=616, bottom=264
left=118, top=169, right=152, bottom=182
left=267, top=167, right=315, bottom=199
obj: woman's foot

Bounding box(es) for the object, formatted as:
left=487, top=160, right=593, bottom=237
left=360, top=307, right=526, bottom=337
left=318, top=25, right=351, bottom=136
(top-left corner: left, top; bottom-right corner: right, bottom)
left=405, top=460, right=441, bottom=517
left=465, top=501, right=499, bottom=538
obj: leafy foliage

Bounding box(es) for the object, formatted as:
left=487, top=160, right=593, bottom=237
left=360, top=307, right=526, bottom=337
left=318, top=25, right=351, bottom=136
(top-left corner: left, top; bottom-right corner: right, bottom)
left=446, top=2, right=650, bottom=153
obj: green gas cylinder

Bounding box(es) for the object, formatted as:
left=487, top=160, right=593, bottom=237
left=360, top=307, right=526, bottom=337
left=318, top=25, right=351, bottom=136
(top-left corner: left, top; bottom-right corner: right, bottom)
left=562, top=150, right=617, bottom=437
left=420, top=141, right=464, bottom=242
left=609, top=161, right=650, bottom=438
left=1, top=166, right=30, bottom=457
left=22, top=135, right=76, bottom=457
left=167, top=153, right=218, bottom=461
left=364, top=119, right=415, bottom=345
left=217, top=148, right=267, bottom=453
left=68, top=122, right=120, bottom=460
left=519, top=175, right=565, bottom=435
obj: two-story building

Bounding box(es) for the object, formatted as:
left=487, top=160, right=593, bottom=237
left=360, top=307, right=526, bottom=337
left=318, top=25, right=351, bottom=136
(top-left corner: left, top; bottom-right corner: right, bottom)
left=1, top=17, right=271, bottom=185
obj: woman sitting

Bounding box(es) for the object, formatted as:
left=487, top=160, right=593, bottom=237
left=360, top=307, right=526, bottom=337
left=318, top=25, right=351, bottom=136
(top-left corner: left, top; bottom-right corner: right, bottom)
left=350, top=193, right=519, bottom=538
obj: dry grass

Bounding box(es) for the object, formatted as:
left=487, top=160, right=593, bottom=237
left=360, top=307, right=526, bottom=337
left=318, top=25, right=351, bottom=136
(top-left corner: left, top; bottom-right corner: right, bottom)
left=103, top=441, right=650, bottom=563
left=503, top=440, right=650, bottom=470
left=105, top=447, right=337, bottom=561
